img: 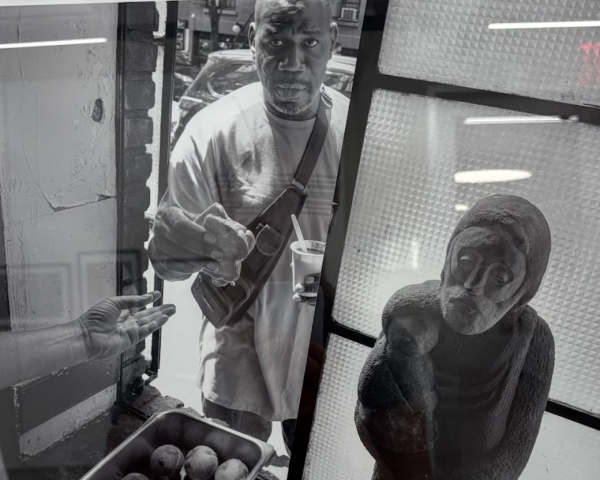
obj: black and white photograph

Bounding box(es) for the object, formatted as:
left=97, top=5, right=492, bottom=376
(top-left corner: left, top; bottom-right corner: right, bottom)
left=1, top=0, right=600, bottom=480
left=0, top=0, right=363, bottom=479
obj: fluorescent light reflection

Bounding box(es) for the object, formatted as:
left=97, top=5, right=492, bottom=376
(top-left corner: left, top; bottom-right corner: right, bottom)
left=455, top=204, right=470, bottom=212
left=464, top=115, right=579, bottom=125
left=489, top=21, right=600, bottom=30
left=0, top=38, right=107, bottom=50
left=455, top=170, right=532, bottom=184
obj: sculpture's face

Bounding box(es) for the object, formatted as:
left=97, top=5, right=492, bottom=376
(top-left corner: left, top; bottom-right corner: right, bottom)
left=440, top=226, right=527, bottom=335
left=387, top=314, right=439, bottom=355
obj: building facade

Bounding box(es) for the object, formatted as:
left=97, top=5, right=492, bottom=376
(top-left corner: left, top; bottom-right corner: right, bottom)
left=178, top=0, right=366, bottom=57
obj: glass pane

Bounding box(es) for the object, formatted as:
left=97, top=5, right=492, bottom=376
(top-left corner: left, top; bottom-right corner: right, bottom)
left=333, top=89, right=600, bottom=413
left=522, top=412, right=600, bottom=480
left=207, top=62, right=258, bottom=97
left=379, top=0, right=600, bottom=106
left=305, top=336, right=600, bottom=480
left=304, top=335, right=374, bottom=480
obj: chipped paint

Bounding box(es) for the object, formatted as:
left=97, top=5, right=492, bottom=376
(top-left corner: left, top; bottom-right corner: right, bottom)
left=0, top=4, right=123, bottom=459
left=5, top=200, right=117, bottom=331
left=0, top=4, right=117, bottom=214
left=0, top=5, right=119, bottom=331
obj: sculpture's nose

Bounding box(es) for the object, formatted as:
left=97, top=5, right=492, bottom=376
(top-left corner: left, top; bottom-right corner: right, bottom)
left=464, top=267, right=485, bottom=295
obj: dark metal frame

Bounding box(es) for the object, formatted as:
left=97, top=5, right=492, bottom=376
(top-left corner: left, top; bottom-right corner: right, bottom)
left=115, top=2, right=128, bottom=403
left=0, top=194, right=10, bottom=333
left=289, top=0, right=600, bottom=477
left=115, top=1, right=179, bottom=397
left=146, top=0, right=180, bottom=382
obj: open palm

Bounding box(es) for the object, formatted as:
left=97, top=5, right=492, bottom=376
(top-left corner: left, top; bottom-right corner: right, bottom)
left=77, top=291, right=176, bottom=361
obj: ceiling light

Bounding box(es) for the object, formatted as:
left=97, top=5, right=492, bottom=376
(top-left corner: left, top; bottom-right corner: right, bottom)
left=463, top=115, right=579, bottom=125
left=455, top=204, right=470, bottom=212
left=0, top=0, right=161, bottom=5
left=0, top=38, right=107, bottom=50
left=454, top=170, right=532, bottom=184
left=489, top=21, right=600, bottom=30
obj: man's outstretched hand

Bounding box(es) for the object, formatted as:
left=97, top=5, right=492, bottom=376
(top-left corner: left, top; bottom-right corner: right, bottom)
left=293, top=274, right=320, bottom=306
left=77, top=291, right=176, bottom=360
left=149, top=206, right=224, bottom=279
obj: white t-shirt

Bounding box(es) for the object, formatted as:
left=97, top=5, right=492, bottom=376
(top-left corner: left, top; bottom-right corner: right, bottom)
left=156, top=82, right=349, bottom=421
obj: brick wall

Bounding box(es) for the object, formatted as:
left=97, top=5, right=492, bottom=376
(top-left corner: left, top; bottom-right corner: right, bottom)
left=119, top=1, right=159, bottom=400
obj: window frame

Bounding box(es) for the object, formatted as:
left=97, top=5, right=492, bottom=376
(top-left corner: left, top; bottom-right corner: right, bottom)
left=287, top=0, right=600, bottom=478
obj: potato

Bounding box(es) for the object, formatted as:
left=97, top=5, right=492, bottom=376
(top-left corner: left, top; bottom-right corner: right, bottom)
left=215, top=459, right=249, bottom=480
left=150, top=444, right=184, bottom=479
left=184, top=445, right=219, bottom=480
left=122, top=474, right=149, bottom=480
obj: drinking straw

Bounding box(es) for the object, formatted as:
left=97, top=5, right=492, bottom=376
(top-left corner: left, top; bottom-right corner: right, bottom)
left=291, top=214, right=308, bottom=253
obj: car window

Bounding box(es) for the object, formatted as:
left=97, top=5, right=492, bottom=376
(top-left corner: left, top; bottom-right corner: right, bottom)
left=324, top=73, right=353, bottom=98
left=206, top=62, right=259, bottom=98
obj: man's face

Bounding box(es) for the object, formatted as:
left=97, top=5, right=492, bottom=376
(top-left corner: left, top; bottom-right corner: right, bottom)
left=251, top=0, right=336, bottom=117
left=440, top=226, right=527, bottom=335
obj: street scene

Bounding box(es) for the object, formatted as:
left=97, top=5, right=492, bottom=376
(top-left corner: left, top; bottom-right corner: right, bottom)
left=148, top=1, right=366, bottom=479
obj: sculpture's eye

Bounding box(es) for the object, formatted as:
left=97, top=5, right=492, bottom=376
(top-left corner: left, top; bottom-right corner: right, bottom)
left=492, top=269, right=512, bottom=286
left=457, top=251, right=475, bottom=270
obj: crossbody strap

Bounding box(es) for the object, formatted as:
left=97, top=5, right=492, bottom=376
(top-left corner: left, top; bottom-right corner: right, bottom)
left=292, top=89, right=333, bottom=191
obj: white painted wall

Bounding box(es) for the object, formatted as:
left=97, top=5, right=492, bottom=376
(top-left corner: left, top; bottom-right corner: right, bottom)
left=0, top=4, right=118, bottom=331
left=0, top=3, right=119, bottom=457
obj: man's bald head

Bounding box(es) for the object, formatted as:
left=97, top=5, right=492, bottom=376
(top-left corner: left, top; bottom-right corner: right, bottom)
left=255, top=0, right=331, bottom=25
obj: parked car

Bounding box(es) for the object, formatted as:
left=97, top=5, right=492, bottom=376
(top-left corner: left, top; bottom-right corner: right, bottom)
left=171, top=49, right=356, bottom=147
left=172, top=51, right=203, bottom=101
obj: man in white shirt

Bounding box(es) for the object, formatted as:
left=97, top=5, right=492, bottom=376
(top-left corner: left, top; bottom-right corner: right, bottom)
left=149, top=0, right=349, bottom=449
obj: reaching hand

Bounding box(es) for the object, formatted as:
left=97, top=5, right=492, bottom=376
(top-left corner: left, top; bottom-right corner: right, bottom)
left=77, top=291, right=176, bottom=360
left=293, top=274, right=320, bottom=306
left=149, top=206, right=224, bottom=278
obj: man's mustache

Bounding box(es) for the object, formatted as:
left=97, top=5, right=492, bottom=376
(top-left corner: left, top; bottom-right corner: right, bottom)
left=272, top=78, right=312, bottom=88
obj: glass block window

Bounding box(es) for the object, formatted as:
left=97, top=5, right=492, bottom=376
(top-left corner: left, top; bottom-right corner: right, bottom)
left=379, top=0, right=600, bottom=107
left=305, top=338, right=600, bottom=480
left=522, top=413, right=600, bottom=480
left=303, top=335, right=374, bottom=480
left=306, top=1, right=600, bottom=479
left=332, top=89, right=600, bottom=414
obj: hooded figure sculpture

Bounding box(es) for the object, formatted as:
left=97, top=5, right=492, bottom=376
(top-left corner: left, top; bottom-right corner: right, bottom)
left=355, top=194, right=555, bottom=480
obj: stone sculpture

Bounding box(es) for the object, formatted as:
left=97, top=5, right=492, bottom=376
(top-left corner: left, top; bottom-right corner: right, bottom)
left=355, top=194, right=555, bottom=480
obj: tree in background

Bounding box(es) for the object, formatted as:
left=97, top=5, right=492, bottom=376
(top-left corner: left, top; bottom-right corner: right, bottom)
left=207, top=0, right=222, bottom=52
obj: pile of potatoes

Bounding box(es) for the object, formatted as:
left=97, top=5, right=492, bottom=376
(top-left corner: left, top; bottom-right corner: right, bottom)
left=122, top=444, right=249, bottom=480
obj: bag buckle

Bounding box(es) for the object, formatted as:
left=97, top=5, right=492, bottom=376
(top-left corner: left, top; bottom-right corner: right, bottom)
left=292, top=179, right=306, bottom=191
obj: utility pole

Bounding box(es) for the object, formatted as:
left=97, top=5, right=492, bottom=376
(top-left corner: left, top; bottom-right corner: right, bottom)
left=208, top=0, right=222, bottom=52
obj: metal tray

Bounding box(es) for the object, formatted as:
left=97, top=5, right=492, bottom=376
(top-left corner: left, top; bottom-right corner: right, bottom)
left=80, top=409, right=275, bottom=480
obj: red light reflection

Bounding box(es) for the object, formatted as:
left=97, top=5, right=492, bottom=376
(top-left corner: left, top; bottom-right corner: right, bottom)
left=579, top=43, right=600, bottom=84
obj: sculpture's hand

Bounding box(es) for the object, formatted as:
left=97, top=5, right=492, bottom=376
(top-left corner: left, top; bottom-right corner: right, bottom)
left=381, top=282, right=442, bottom=356
left=77, top=291, right=176, bottom=360
left=385, top=314, right=440, bottom=356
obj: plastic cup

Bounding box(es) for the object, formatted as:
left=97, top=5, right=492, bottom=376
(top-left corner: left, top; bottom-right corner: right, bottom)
left=290, top=240, right=325, bottom=297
